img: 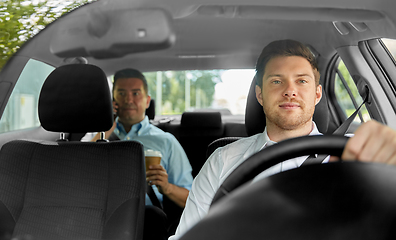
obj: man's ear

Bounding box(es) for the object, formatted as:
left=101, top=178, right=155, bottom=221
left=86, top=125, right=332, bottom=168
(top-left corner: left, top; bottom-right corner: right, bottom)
left=315, top=84, right=322, bottom=105
left=146, top=95, right=151, bottom=109
left=255, top=85, right=264, bottom=106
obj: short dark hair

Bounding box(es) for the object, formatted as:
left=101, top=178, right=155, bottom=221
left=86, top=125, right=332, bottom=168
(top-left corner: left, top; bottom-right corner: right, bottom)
left=255, top=39, right=320, bottom=87
left=113, top=68, right=149, bottom=96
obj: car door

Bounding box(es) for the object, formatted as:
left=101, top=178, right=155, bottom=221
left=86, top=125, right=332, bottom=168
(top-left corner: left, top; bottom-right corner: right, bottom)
left=325, top=39, right=396, bottom=131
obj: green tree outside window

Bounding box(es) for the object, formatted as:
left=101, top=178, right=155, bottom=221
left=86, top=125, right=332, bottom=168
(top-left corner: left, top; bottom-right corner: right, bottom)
left=0, top=0, right=93, bottom=70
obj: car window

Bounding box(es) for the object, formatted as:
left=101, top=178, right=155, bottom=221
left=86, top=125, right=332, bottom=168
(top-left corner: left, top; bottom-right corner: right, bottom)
left=113, top=69, right=255, bottom=117
left=0, top=59, right=54, bottom=133
left=333, top=59, right=371, bottom=123
left=382, top=38, right=396, bottom=60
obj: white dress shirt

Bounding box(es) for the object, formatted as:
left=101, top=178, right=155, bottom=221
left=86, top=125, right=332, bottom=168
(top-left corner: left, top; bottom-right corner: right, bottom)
left=169, top=122, right=325, bottom=240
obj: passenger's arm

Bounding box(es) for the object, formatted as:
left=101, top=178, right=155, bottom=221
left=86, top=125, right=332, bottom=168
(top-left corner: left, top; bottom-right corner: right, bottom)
left=342, top=120, right=396, bottom=164
left=146, top=165, right=189, bottom=208
left=158, top=134, right=193, bottom=208
left=163, top=184, right=189, bottom=208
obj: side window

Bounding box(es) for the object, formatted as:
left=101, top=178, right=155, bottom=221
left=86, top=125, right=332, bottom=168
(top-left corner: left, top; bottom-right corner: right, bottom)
left=333, top=59, right=371, bottom=123
left=382, top=38, right=396, bottom=60
left=0, top=59, right=54, bottom=133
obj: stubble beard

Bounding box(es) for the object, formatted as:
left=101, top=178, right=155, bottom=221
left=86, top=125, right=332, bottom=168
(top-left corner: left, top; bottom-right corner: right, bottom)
left=118, top=107, right=142, bottom=125
left=264, top=100, right=315, bottom=131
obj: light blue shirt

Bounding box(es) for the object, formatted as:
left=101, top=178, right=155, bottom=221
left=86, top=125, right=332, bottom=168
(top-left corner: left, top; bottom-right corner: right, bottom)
left=113, top=116, right=193, bottom=206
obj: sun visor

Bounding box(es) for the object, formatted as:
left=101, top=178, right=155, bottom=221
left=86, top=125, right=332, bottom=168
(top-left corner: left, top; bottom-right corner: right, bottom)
left=50, top=8, right=175, bottom=59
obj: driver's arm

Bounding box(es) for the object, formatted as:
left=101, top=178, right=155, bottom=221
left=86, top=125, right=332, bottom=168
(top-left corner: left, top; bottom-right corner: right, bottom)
left=342, top=120, right=396, bottom=164
left=169, top=150, right=224, bottom=240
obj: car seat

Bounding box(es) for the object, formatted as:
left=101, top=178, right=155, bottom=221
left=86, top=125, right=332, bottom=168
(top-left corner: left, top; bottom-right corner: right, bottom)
left=179, top=112, right=224, bottom=177
left=146, top=99, right=156, bottom=121
left=0, top=64, right=146, bottom=240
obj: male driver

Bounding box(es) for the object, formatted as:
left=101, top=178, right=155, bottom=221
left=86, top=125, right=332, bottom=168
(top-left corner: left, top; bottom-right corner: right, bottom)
left=91, top=68, right=193, bottom=209
left=169, top=39, right=396, bottom=240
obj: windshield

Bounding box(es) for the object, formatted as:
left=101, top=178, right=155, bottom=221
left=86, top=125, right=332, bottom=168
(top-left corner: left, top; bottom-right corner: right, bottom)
left=0, top=0, right=94, bottom=69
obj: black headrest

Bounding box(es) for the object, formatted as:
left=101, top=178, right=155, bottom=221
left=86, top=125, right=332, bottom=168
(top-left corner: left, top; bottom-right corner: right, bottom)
left=245, top=76, right=329, bottom=136
left=38, top=64, right=113, bottom=133
left=146, top=99, right=155, bottom=120
left=181, top=112, right=223, bottom=129
left=181, top=112, right=224, bottom=137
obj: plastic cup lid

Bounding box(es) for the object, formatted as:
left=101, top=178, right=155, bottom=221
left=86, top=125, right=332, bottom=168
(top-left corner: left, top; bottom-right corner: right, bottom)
left=144, top=149, right=162, bottom=157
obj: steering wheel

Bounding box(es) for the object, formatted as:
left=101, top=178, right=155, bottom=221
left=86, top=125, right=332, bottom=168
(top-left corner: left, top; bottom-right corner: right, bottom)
left=181, top=135, right=396, bottom=240
left=211, top=135, right=348, bottom=206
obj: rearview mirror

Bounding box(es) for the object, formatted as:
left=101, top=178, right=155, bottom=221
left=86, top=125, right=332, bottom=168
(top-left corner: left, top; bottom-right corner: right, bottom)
left=50, top=8, right=175, bottom=59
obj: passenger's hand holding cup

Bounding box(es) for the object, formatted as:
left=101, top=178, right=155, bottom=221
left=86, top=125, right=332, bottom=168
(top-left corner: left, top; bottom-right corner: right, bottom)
left=144, top=149, right=162, bottom=171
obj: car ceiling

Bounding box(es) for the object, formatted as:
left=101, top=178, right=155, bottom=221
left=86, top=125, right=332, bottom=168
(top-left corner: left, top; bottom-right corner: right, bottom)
left=13, top=0, right=396, bottom=76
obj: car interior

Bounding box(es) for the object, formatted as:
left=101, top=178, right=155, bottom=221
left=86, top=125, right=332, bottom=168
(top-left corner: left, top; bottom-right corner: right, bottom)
left=1, top=0, right=396, bottom=239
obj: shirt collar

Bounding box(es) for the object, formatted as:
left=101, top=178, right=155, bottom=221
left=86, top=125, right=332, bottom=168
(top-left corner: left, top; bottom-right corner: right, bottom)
left=114, top=116, right=151, bottom=140
left=260, top=121, right=322, bottom=151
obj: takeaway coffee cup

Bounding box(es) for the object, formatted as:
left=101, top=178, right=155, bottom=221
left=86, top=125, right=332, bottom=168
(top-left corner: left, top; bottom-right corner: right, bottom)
left=144, top=149, right=162, bottom=171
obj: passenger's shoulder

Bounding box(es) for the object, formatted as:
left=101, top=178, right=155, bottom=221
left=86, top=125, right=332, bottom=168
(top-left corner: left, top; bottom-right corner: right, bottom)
left=152, top=131, right=178, bottom=142
left=146, top=128, right=179, bottom=145
left=148, top=123, right=166, bottom=134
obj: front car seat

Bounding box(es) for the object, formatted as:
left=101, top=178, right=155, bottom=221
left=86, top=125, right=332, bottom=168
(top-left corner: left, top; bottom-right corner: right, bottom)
left=0, top=64, right=146, bottom=240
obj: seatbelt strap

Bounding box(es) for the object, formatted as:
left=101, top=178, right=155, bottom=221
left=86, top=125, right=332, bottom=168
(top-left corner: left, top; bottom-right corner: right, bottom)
left=332, top=91, right=369, bottom=135
left=147, top=183, right=163, bottom=209
left=302, top=88, right=369, bottom=166
left=301, top=154, right=329, bottom=166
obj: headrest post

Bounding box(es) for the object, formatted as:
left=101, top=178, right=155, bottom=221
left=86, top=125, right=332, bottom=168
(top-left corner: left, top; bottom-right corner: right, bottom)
left=96, top=131, right=109, bottom=142
left=57, top=132, right=68, bottom=142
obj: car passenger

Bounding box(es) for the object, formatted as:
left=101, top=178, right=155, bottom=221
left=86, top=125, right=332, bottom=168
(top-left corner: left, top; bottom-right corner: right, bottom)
left=90, top=68, right=193, bottom=239
left=169, top=39, right=396, bottom=240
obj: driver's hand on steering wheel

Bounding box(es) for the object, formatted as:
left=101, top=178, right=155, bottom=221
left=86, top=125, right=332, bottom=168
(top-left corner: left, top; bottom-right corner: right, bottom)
left=332, top=120, right=396, bottom=165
